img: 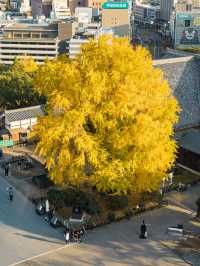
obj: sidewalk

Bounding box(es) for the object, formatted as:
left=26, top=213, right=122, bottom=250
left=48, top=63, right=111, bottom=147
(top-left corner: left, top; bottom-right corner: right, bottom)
left=17, top=185, right=200, bottom=266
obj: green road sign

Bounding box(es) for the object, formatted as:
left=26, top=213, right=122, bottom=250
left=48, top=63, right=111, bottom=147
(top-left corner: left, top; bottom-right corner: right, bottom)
left=0, top=140, right=13, bottom=147
left=102, top=1, right=129, bottom=9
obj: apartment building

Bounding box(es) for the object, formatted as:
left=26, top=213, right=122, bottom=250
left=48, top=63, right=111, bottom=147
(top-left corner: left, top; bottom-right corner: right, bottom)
left=0, top=22, right=59, bottom=64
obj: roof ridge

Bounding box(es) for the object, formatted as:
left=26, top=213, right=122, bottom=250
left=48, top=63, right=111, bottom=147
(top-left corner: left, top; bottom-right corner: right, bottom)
left=153, top=56, right=194, bottom=66
left=5, top=105, right=43, bottom=114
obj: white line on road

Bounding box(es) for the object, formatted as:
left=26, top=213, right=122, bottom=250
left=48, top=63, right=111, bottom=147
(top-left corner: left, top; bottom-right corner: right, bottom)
left=9, top=243, right=76, bottom=266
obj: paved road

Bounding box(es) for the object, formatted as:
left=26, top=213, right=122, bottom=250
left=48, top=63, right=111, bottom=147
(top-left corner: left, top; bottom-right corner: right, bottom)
left=1, top=173, right=200, bottom=266
left=0, top=175, right=63, bottom=266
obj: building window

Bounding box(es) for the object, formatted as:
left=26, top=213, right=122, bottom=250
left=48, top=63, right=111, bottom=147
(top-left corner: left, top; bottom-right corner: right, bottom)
left=32, top=33, right=40, bottom=38
left=23, top=33, right=31, bottom=38
left=186, top=4, right=192, bottom=11
left=185, top=20, right=191, bottom=27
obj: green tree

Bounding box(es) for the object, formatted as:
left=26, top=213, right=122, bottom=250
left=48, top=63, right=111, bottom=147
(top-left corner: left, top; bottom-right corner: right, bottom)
left=34, top=36, right=180, bottom=195
left=0, top=58, right=45, bottom=110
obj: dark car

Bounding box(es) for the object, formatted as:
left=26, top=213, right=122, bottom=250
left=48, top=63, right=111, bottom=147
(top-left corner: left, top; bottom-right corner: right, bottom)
left=32, top=174, right=53, bottom=189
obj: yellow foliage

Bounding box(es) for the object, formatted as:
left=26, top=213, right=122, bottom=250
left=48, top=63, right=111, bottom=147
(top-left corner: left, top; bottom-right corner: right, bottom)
left=34, top=36, right=180, bottom=195
left=12, top=57, right=38, bottom=73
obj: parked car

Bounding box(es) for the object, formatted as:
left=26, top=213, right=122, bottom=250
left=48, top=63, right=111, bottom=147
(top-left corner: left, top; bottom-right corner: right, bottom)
left=35, top=202, right=45, bottom=215
left=50, top=215, right=62, bottom=228
left=32, top=174, right=53, bottom=189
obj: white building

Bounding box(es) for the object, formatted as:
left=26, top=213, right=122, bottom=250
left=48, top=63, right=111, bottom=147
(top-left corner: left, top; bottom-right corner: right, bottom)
left=0, top=22, right=59, bottom=64
left=0, top=0, right=7, bottom=10
left=67, top=37, right=89, bottom=58
left=75, top=7, right=93, bottom=24
left=51, top=0, right=71, bottom=19
left=20, top=0, right=32, bottom=16
left=0, top=105, right=45, bottom=141
left=10, top=0, right=18, bottom=10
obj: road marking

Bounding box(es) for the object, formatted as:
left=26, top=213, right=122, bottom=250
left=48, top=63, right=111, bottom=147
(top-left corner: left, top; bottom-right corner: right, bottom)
left=9, top=243, right=76, bottom=266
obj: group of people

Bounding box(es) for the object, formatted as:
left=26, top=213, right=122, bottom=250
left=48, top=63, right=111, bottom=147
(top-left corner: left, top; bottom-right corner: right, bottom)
left=1, top=162, right=14, bottom=201
left=64, top=227, right=85, bottom=244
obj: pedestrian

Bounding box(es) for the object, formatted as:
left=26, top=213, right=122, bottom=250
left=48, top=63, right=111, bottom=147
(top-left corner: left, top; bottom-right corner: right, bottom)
left=136, top=204, right=140, bottom=214
left=44, top=199, right=50, bottom=221
left=7, top=187, right=13, bottom=201
left=140, top=220, right=147, bottom=239
left=178, top=182, right=183, bottom=192
left=5, top=165, right=9, bottom=176
left=64, top=228, right=70, bottom=244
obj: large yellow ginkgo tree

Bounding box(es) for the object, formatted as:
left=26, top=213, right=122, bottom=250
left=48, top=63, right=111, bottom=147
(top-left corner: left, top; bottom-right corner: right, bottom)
left=33, top=36, right=180, bottom=195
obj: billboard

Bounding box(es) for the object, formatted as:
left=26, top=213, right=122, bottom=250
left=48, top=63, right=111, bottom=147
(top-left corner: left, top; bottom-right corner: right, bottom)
left=102, top=1, right=128, bottom=9
left=175, top=12, right=200, bottom=48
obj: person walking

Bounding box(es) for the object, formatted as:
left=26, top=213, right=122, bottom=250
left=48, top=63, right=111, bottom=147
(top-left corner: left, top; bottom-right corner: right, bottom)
left=5, top=165, right=9, bottom=176
left=140, top=220, right=147, bottom=239
left=7, top=187, right=14, bottom=201
left=64, top=228, right=70, bottom=244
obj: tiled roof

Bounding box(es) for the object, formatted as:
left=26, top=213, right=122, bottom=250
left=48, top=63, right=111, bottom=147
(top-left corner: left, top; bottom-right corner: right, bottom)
left=154, top=56, right=200, bottom=129
left=178, top=129, right=200, bottom=155
left=5, top=105, right=45, bottom=122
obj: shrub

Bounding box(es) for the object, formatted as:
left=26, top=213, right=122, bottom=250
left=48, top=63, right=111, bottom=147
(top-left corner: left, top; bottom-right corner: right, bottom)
left=85, top=218, right=97, bottom=230
left=125, top=208, right=134, bottom=220
left=47, top=189, right=65, bottom=208
left=107, top=212, right=115, bottom=223
left=108, top=196, right=128, bottom=211
left=85, top=198, right=100, bottom=215
left=74, top=190, right=90, bottom=209
left=63, top=187, right=77, bottom=206
left=74, top=190, right=101, bottom=215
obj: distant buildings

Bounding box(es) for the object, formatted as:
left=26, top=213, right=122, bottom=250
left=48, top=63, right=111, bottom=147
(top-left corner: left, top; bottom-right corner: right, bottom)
left=10, top=0, right=18, bottom=10
left=0, top=0, right=132, bottom=62
left=85, top=0, right=107, bottom=11
left=171, top=0, right=200, bottom=49
left=102, top=1, right=131, bottom=37
left=0, top=21, right=59, bottom=64
left=75, top=7, right=93, bottom=23
left=0, top=0, right=8, bottom=11
left=160, top=0, right=176, bottom=22
left=51, top=0, right=71, bottom=19
left=133, top=0, right=160, bottom=24
left=19, top=0, right=32, bottom=16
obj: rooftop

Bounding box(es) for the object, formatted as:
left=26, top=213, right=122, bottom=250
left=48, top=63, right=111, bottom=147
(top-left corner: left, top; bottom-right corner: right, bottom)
left=5, top=105, right=45, bottom=122
left=178, top=129, right=200, bottom=155
left=154, top=56, right=200, bottom=130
